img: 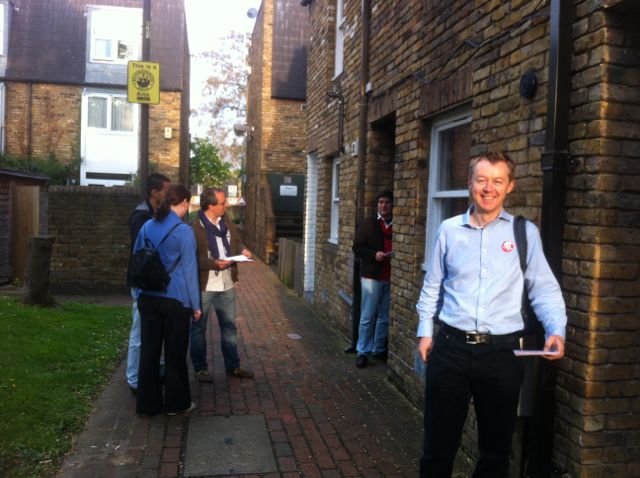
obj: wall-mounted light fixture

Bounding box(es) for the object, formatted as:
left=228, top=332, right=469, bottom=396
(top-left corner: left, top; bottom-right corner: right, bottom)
left=520, top=69, right=538, bottom=99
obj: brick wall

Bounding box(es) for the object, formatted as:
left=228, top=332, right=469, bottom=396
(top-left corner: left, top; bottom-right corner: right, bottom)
left=553, top=2, right=640, bottom=476
left=48, top=185, right=139, bottom=293
left=4, top=82, right=184, bottom=183
left=5, top=83, right=82, bottom=160
left=244, top=0, right=307, bottom=263
left=149, top=91, right=184, bottom=182
left=305, top=0, right=640, bottom=475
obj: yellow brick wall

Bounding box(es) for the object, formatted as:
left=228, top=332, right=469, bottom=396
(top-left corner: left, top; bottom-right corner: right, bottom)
left=305, top=0, right=640, bottom=475
left=3, top=83, right=183, bottom=183
left=244, top=0, right=306, bottom=263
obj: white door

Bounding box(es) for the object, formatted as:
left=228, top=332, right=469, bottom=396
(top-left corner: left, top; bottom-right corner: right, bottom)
left=80, top=89, right=139, bottom=186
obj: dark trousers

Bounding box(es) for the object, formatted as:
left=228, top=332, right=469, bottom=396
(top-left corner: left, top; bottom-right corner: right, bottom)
left=137, top=294, right=191, bottom=415
left=420, top=329, right=523, bottom=478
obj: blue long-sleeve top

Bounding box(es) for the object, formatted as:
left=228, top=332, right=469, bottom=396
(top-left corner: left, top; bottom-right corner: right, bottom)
left=416, top=208, right=566, bottom=339
left=133, top=210, right=201, bottom=311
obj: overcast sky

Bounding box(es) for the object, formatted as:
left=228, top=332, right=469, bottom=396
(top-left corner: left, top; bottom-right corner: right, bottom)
left=184, top=0, right=260, bottom=137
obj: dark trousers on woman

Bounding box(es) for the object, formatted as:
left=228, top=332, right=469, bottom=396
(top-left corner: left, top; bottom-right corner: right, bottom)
left=420, top=329, right=523, bottom=478
left=137, top=294, right=192, bottom=415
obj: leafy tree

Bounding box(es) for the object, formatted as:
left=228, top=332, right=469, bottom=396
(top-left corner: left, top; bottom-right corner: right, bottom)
left=192, top=31, right=249, bottom=169
left=189, top=138, right=234, bottom=188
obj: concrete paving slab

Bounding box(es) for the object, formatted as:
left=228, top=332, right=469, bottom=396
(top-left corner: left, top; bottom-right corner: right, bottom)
left=183, top=415, right=277, bottom=476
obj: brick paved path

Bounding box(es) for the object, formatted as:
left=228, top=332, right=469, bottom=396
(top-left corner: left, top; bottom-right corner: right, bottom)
left=57, top=259, right=422, bottom=478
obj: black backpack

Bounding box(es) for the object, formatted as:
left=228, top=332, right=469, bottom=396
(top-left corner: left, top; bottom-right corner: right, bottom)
left=130, top=223, right=181, bottom=291
left=513, top=215, right=544, bottom=341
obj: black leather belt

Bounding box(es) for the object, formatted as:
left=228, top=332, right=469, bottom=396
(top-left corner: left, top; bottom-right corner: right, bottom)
left=439, top=322, right=523, bottom=345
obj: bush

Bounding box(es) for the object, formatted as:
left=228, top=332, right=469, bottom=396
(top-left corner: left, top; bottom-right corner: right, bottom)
left=0, top=154, right=81, bottom=185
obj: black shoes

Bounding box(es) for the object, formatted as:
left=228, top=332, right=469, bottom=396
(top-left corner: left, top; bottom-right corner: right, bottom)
left=355, top=355, right=368, bottom=368
left=356, top=351, right=388, bottom=368
left=372, top=351, right=388, bottom=362
left=166, top=401, right=196, bottom=416
left=196, top=370, right=214, bottom=383
left=228, top=367, right=254, bottom=378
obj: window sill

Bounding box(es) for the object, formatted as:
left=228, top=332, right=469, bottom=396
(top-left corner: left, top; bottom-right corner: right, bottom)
left=323, top=241, right=339, bottom=256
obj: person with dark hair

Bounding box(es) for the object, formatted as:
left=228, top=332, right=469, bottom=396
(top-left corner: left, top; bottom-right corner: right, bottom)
left=189, top=188, right=254, bottom=382
left=416, top=152, right=566, bottom=477
left=352, top=189, right=394, bottom=368
left=125, top=173, right=171, bottom=394
left=133, top=184, right=202, bottom=416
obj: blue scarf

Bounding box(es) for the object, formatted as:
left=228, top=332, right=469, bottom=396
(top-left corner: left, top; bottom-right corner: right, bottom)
left=198, top=209, right=231, bottom=259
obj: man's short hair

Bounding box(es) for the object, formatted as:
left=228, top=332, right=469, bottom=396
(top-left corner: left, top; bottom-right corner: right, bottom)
left=468, top=152, right=515, bottom=181
left=145, top=173, right=170, bottom=199
left=200, top=188, right=225, bottom=210
left=376, top=190, right=393, bottom=202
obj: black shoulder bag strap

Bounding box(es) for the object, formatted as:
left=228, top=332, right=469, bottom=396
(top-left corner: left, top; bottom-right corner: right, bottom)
left=144, top=222, right=182, bottom=273
left=513, top=215, right=536, bottom=335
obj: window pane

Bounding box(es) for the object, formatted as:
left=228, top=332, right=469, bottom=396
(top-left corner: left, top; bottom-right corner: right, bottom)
left=91, top=8, right=142, bottom=62
left=117, top=40, right=132, bottom=60
left=333, top=162, right=340, bottom=199
left=94, top=38, right=112, bottom=59
left=88, top=97, right=107, bottom=128
left=111, top=98, right=133, bottom=131
left=440, top=197, right=470, bottom=221
left=438, top=122, right=470, bottom=191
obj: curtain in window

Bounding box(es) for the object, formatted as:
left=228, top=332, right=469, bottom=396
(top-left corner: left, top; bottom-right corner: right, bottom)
left=88, top=97, right=107, bottom=128
left=111, top=97, right=133, bottom=131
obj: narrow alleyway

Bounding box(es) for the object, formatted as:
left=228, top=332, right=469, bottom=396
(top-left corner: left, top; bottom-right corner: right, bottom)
left=57, top=259, right=422, bottom=477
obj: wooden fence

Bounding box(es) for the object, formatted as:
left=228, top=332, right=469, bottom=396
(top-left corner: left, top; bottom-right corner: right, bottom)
left=277, top=237, right=304, bottom=296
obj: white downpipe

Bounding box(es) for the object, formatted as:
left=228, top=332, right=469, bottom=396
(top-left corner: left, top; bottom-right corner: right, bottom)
left=303, top=153, right=318, bottom=302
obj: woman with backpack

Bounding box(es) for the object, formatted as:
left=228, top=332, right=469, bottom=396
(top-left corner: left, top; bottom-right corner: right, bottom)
left=132, top=184, right=202, bottom=416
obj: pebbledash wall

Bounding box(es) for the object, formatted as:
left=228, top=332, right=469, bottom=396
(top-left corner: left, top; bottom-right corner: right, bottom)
left=48, top=186, right=139, bottom=294
left=304, top=0, right=639, bottom=476
left=4, top=83, right=185, bottom=183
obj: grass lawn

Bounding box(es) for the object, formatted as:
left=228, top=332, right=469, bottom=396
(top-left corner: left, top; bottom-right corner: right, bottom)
left=0, top=296, right=130, bottom=478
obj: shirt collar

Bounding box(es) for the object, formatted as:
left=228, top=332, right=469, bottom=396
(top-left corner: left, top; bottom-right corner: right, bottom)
left=377, top=213, right=393, bottom=227
left=202, top=212, right=222, bottom=226
left=462, top=206, right=512, bottom=227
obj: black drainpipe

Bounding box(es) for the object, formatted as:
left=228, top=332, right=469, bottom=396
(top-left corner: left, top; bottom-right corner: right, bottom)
left=526, top=0, right=573, bottom=476
left=347, top=0, right=371, bottom=353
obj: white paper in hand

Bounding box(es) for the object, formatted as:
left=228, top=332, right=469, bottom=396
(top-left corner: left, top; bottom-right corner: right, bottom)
left=226, top=254, right=254, bottom=262
left=513, top=350, right=560, bottom=357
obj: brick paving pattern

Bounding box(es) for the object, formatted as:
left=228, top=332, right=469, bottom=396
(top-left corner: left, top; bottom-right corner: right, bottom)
left=57, top=259, right=422, bottom=477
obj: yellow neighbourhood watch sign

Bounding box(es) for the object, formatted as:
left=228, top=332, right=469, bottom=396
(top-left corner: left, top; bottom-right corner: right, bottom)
left=127, top=61, right=160, bottom=104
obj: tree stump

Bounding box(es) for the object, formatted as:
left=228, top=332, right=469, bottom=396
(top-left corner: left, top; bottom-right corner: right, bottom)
left=23, top=236, right=56, bottom=307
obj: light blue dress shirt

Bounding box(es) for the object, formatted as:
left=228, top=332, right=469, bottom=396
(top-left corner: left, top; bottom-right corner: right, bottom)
left=133, top=210, right=201, bottom=311
left=416, top=208, right=566, bottom=339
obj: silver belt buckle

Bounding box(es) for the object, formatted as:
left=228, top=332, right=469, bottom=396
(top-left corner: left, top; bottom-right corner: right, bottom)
left=465, top=332, right=480, bottom=344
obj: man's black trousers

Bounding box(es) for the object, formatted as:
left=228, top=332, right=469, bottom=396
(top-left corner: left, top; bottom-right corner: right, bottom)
left=420, top=329, right=523, bottom=478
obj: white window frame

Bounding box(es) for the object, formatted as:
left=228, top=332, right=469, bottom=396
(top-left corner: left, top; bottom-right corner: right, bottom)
left=85, top=92, right=136, bottom=135
left=329, top=158, right=340, bottom=244
left=424, top=108, right=472, bottom=268
left=88, top=6, right=142, bottom=64
left=333, top=0, right=345, bottom=78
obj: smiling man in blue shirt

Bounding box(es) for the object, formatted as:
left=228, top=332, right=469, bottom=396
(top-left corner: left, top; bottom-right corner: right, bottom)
left=416, top=152, right=566, bottom=478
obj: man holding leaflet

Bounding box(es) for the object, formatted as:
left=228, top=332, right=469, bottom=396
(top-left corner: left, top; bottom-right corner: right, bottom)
left=190, top=188, right=254, bottom=381
left=416, top=152, right=566, bottom=477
